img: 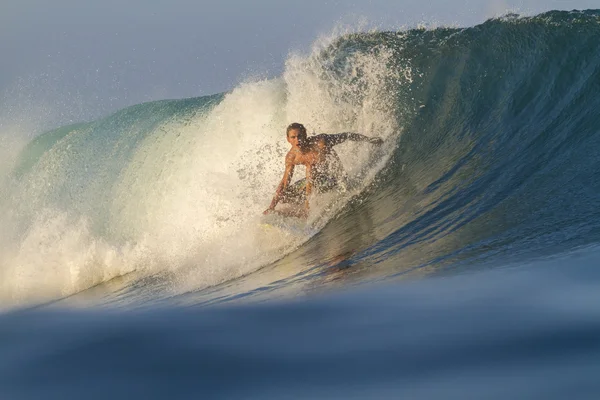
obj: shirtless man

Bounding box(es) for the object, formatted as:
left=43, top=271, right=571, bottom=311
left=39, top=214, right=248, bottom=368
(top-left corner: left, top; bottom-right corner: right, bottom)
left=264, top=122, right=383, bottom=217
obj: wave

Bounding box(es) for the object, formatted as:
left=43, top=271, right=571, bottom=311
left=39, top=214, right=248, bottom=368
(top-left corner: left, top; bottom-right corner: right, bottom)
left=2, top=10, right=600, bottom=307
left=296, top=10, right=600, bottom=279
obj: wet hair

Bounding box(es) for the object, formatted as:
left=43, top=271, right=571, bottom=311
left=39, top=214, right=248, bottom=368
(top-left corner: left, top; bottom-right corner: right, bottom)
left=286, top=122, right=307, bottom=137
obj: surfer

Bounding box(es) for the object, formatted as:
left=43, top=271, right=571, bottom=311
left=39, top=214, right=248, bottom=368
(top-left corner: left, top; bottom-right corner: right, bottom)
left=264, top=122, right=383, bottom=217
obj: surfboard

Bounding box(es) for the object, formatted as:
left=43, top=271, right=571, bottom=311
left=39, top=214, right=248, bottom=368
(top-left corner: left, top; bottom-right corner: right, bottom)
left=260, top=212, right=317, bottom=237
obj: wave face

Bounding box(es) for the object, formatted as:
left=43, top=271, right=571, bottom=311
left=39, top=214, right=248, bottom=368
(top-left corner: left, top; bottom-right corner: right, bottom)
left=1, top=10, right=600, bottom=307
left=301, top=10, right=600, bottom=281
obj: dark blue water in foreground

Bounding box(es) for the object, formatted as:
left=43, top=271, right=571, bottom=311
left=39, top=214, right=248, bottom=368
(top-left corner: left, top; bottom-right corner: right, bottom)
left=2, top=10, right=600, bottom=398
left=2, top=248, right=600, bottom=399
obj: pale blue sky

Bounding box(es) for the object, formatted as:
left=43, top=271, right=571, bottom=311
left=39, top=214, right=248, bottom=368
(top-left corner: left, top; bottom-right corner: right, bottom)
left=1, top=0, right=598, bottom=127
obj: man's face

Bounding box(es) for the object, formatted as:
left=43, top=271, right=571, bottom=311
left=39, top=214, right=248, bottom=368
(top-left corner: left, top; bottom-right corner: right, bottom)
left=287, top=128, right=306, bottom=148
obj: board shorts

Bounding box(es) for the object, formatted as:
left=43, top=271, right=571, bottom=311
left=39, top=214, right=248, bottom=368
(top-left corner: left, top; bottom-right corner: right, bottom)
left=280, top=177, right=338, bottom=204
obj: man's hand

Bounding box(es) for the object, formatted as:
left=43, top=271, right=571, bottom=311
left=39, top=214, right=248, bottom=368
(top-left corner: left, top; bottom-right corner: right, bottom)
left=369, top=137, right=384, bottom=145
left=263, top=208, right=274, bottom=215
left=299, top=208, right=309, bottom=219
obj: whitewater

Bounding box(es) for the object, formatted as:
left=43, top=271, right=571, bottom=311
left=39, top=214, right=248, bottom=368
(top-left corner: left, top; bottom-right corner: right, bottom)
left=2, top=10, right=600, bottom=399
left=0, top=20, right=404, bottom=306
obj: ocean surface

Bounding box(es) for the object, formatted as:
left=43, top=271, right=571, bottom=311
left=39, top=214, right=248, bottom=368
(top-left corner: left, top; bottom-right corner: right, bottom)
left=2, top=10, right=600, bottom=398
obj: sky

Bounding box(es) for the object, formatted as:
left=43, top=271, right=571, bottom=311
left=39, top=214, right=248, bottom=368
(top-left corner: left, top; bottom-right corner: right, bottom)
left=1, top=0, right=598, bottom=129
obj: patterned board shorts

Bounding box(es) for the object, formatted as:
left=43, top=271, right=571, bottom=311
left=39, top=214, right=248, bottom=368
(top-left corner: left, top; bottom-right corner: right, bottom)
left=281, top=177, right=338, bottom=204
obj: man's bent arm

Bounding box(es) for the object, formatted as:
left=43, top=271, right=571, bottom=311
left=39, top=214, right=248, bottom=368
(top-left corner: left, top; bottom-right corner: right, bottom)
left=304, top=163, right=313, bottom=216
left=266, top=154, right=295, bottom=212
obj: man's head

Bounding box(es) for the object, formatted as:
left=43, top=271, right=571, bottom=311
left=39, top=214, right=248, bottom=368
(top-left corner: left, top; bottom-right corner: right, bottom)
left=286, top=122, right=307, bottom=148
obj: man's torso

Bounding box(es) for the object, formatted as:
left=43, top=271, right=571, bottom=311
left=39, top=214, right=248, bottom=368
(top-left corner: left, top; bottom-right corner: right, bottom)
left=287, top=135, right=345, bottom=189
left=290, top=136, right=330, bottom=167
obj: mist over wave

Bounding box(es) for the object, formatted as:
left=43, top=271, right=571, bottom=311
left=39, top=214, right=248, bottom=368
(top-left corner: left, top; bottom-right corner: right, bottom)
left=1, top=10, right=600, bottom=309
left=0, top=30, right=402, bottom=306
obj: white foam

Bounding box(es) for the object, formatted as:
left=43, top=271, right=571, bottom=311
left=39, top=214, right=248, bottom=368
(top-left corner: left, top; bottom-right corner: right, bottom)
left=0, top=28, right=408, bottom=308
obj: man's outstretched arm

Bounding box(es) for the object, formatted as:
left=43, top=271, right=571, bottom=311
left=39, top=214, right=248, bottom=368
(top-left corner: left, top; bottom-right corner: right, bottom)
left=264, top=153, right=295, bottom=214
left=323, top=132, right=384, bottom=146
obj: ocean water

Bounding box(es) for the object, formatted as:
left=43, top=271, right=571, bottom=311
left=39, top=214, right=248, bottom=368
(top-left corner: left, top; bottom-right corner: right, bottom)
left=1, top=10, right=600, bottom=398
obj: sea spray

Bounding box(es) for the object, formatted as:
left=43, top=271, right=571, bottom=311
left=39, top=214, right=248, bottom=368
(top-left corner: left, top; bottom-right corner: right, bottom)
left=0, top=31, right=403, bottom=306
